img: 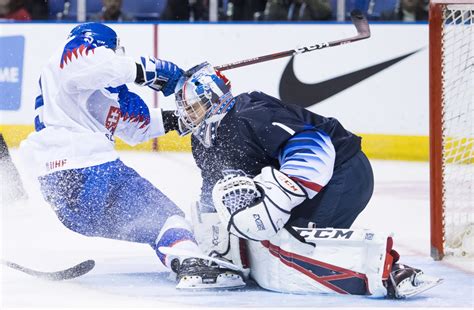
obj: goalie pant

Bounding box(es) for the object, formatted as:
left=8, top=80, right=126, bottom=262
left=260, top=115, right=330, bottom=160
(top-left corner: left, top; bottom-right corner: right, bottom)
left=245, top=227, right=393, bottom=297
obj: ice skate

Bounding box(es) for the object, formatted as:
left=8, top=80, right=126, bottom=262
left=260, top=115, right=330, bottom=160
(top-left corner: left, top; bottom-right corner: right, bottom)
left=171, top=257, right=246, bottom=290
left=386, top=264, right=443, bottom=299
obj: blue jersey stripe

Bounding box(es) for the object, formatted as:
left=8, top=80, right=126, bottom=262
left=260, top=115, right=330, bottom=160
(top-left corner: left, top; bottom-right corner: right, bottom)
left=34, top=115, right=45, bottom=132
left=279, top=130, right=336, bottom=198
left=34, top=94, right=44, bottom=109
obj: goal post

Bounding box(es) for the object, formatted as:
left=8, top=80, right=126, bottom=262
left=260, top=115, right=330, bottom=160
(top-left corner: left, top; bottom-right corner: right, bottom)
left=429, top=0, right=473, bottom=260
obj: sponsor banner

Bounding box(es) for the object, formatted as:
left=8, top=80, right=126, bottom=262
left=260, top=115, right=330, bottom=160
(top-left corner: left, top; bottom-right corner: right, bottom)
left=0, top=23, right=430, bottom=160
left=158, top=23, right=428, bottom=136
left=0, top=36, right=25, bottom=111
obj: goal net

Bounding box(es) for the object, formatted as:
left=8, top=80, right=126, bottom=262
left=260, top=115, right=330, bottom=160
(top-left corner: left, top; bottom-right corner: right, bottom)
left=429, top=1, right=473, bottom=260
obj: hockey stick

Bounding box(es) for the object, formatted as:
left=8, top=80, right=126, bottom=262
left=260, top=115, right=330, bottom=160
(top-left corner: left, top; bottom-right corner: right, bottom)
left=214, top=10, right=370, bottom=72
left=1, top=259, right=95, bottom=281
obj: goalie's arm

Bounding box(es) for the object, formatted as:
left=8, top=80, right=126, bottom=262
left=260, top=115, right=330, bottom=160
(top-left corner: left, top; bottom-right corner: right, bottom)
left=278, top=130, right=336, bottom=199
left=213, top=130, right=336, bottom=241
left=213, top=167, right=307, bottom=241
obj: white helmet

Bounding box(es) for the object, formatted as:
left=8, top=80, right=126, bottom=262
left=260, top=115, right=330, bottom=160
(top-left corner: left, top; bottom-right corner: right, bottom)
left=174, top=62, right=233, bottom=133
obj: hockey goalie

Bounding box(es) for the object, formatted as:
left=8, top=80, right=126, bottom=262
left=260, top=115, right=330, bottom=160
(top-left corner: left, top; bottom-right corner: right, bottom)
left=168, top=62, right=443, bottom=299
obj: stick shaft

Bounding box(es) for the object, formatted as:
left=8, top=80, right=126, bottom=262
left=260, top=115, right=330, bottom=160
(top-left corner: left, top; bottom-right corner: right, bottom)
left=215, top=10, right=370, bottom=72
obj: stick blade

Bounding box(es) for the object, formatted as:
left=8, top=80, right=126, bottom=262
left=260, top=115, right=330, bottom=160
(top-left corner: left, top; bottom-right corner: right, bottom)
left=3, top=259, right=95, bottom=281
left=47, top=259, right=95, bottom=281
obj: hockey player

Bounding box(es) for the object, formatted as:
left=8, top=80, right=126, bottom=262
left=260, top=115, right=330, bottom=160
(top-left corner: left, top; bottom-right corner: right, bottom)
left=171, top=62, right=442, bottom=298
left=19, top=23, right=244, bottom=290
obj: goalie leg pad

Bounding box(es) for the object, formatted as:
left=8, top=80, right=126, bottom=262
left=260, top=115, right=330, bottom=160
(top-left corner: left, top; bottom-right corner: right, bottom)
left=246, top=227, right=392, bottom=296
left=189, top=201, right=250, bottom=278
left=190, top=201, right=230, bottom=257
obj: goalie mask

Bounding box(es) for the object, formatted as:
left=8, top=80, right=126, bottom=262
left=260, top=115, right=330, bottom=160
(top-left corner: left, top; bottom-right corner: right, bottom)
left=174, top=62, right=235, bottom=147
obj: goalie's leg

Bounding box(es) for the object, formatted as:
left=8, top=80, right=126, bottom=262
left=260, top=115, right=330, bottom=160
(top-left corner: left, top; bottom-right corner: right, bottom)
left=385, top=263, right=443, bottom=299
left=246, top=227, right=442, bottom=298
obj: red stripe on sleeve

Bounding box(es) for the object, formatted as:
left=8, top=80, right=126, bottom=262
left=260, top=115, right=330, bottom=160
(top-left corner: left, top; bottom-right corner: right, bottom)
left=290, top=176, right=323, bottom=192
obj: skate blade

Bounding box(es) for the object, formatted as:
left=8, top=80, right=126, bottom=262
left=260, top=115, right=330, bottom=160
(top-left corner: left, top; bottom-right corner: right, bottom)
left=397, top=277, right=443, bottom=298
left=158, top=246, right=242, bottom=272
left=176, top=273, right=246, bottom=290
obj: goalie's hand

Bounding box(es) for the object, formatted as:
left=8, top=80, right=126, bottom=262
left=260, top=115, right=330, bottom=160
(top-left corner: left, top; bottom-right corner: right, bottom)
left=212, top=167, right=307, bottom=241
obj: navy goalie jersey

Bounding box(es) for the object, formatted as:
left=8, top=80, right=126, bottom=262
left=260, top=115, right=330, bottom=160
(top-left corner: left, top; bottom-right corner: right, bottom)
left=191, top=91, right=361, bottom=205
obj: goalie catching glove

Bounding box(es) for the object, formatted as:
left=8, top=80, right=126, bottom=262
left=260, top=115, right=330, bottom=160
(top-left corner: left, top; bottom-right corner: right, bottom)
left=212, top=167, right=307, bottom=241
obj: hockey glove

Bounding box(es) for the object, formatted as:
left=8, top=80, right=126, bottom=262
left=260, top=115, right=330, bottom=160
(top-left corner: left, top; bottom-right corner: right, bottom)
left=212, top=166, right=307, bottom=241
left=135, top=56, right=184, bottom=96
left=161, top=110, right=191, bottom=136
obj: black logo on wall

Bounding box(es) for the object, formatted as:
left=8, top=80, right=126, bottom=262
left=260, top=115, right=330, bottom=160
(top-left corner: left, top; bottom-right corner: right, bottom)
left=279, top=49, right=422, bottom=108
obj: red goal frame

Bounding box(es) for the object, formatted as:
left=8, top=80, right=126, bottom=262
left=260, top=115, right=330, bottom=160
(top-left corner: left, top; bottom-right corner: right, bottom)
left=429, top=0, right=472, bottom=260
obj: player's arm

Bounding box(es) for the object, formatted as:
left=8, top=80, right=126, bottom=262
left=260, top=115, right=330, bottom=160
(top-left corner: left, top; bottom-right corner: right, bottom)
left=134, top=56, right=183, bottom=97
left=110, top=85, right=173, bottom=145
left=63, top=47, right=182, bottom=96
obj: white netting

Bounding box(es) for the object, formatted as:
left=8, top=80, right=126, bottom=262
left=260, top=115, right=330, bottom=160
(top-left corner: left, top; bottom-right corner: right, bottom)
left=440, top=5, right=474, bottom=257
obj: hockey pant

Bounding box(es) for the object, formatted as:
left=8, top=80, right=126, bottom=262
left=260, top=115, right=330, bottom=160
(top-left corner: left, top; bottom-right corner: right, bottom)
left=288, top=151, right=374, bottom=229
left=38, top=159, right=195, bottom=266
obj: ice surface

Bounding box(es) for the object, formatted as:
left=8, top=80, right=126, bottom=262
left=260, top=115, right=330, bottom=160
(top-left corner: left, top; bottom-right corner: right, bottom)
left=1, top=150, right=473, bottom=309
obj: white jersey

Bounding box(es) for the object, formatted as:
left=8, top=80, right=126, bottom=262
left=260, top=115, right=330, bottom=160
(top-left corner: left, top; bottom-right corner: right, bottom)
left=21, top=44, right=165, bottom=176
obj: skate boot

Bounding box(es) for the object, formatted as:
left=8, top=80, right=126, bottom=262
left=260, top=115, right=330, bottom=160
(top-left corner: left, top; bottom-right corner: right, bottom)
left=171, top=257, right=246, bottom=290
left=385, top=264, right=443, bottom=299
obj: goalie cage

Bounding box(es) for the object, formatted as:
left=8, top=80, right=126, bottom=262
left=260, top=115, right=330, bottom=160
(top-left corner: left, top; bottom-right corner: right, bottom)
left=429, top=0, right=473, bottom=260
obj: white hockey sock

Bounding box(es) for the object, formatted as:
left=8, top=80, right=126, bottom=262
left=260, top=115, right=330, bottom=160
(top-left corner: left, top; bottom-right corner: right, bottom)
left=155, top=215, right=202, bottom=269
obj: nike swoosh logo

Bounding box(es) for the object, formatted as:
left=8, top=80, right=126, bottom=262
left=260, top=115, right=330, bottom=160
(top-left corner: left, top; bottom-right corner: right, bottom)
left=279, top=49, right=423, bottom=108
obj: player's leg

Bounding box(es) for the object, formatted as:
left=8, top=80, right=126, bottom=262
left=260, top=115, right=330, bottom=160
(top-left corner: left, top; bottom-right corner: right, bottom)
left=287, top=150, right=374, bottom=229
left=39, top=159, right=244, bottom=289
left=38, top=167, right=97, bottom=234
left=97, top=160, right=245, bottom=289
left=39, top=159, right=184, bottom=243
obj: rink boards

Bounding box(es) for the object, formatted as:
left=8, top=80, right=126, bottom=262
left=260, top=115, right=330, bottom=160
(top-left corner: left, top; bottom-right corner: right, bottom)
left=0, top=22, right=429, bottom=160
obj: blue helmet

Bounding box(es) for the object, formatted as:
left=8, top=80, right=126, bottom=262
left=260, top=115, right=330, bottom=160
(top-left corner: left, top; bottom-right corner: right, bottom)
left=67, top=22, right=119, bottom=50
